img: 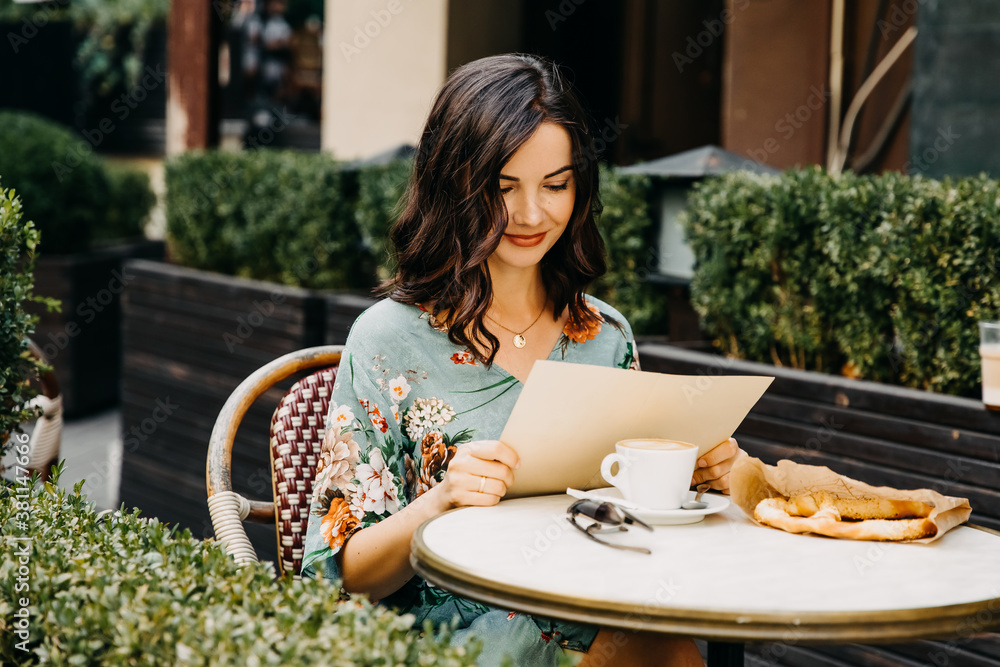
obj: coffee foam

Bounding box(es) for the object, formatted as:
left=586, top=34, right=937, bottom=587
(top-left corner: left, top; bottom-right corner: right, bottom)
left=619, top=439, right=695, bottom=451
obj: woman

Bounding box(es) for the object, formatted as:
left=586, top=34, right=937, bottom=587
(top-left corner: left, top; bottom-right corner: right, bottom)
left=302, top=54, right=742, bottom=667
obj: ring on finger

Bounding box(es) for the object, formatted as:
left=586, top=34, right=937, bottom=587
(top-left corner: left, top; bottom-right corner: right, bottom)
left=478, top=475, right=487, bottom=494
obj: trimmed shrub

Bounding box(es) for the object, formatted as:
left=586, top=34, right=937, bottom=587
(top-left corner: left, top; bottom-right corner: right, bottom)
left=355, top=158, right=412, bottom=284
left=0, top=467, right=480, bottom=666
left=0, top=112, right=156, bottom=253
left=591, top=167, right=667, bottom=335
left=681, top=167, right=1000, bottom=396
left=0, top=112, right=107, bottom=254
left=0, top=183, right=49, bottom=459
left=165, top=150, right=370, bottom=290
left=96, top=163, right=157, bottom=243
left=165, top=152, right=667, bottom=334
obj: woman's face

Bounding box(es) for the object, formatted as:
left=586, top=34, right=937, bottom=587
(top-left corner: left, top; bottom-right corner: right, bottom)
left=489, top=122, right=577, bottom=273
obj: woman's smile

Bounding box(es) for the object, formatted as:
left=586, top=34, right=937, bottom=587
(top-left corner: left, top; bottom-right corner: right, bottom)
left=503, top=232, right=547, bottom=248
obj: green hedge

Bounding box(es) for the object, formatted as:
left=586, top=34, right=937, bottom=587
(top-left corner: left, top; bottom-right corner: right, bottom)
left=354, top=159, right=412, bottom=284
left=590, top=167, right=667, bottom=335
left=166, top=153, right=666, bottom=333
left=681, top=167, right=1000, bottom=397
left=165, top=150, right=370, bottom=290
left=0, top=183, right=49, bottom=459
left=0, top=468, right=479, bottom=666
left=0, top=112, right=155, bottom=254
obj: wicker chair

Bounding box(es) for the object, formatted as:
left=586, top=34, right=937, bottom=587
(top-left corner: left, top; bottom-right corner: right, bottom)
left=206, top=345, right=343, bottom=577
left=23, top=340, right=62, bottom=481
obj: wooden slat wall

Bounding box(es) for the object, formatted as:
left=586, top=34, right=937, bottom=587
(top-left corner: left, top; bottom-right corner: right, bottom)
left=119, top=261, right=373, bottom=562
left=29, top=241, right=165, bottom=417
left=639, top=343, right=1000, bottom=667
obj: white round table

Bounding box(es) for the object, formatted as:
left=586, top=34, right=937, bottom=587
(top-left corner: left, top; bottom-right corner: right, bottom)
left=411, top=493, right=1000, bottom=666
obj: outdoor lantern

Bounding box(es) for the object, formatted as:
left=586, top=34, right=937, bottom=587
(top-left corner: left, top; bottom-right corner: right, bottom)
left=620, top=145, right=777, bottom=341
left=621, top=145, right=778, bottom=282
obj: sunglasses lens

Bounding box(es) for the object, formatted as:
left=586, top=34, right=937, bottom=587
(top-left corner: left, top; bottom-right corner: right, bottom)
left=569, top=500, right=622, bottom=526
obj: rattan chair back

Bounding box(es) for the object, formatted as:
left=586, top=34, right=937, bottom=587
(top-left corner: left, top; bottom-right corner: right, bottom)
left=269, top=366, right=337, bottom=576
left=206, top=345, right=343, bottom=576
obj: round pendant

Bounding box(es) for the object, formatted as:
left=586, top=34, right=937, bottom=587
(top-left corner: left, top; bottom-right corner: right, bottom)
left=513, top=334, right=526, bottom=349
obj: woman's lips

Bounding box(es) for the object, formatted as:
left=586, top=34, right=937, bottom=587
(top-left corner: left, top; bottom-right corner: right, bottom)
left=504, top=232, right=546, bottom=248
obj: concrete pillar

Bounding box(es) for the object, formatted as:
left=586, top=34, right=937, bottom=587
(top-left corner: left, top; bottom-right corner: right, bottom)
left=322, top=0, right=448, bottom=160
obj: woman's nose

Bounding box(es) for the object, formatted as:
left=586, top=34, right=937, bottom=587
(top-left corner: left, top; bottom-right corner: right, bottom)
left=510, top=191, right=544, bottom=227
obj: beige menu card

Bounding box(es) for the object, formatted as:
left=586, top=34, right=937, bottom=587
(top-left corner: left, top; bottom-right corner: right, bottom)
left=500, top=360, right=774, bottom=498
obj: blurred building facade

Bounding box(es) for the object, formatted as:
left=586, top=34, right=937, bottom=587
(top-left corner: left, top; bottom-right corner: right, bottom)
left=316, top=0, right=921, bottom=173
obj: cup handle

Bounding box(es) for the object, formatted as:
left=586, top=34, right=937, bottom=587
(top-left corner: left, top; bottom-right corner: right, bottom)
left=600, top=453, right=628, bottom=496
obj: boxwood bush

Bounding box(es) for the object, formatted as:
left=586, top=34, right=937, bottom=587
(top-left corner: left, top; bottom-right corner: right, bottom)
left=591, top=167, right=667, bottom=335
left=165, top=150, right=370, bottom=290
left=166, top=152, right=667, bottom=333
left=97, top=163, right=157, bottom=244
left=681, top=167, right=1000, bottom=397
left=0, top=112, right=155, bottom=253
left=0, top=183, right=48, bottom=459
left=0, top=467, right=479, bottom=666
left=354, top=158, right=412, bottom=284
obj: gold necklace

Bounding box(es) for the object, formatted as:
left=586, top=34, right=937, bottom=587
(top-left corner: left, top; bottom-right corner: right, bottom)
left=486, top=305, right=546, bottom=349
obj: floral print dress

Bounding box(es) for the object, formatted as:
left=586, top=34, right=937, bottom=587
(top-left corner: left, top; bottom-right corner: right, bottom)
left=302, top=295, right=638, bottom=666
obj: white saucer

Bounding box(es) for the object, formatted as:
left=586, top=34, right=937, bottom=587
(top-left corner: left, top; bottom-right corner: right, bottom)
left=585, top=488, right=730, bottom=526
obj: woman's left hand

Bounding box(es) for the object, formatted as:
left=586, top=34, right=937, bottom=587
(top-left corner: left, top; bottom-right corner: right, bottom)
left=691, top=437, right=746, bottom=494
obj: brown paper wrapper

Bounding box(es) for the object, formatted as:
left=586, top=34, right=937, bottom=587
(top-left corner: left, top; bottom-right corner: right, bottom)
left=730, top=457, right=972, bottom=543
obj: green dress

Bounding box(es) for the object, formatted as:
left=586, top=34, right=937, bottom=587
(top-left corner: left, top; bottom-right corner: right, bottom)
left=302, top=295, right=638, bottom=666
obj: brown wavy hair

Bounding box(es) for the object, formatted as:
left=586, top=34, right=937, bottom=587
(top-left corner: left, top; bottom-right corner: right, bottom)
left=381, top=53, right=606, bottom=365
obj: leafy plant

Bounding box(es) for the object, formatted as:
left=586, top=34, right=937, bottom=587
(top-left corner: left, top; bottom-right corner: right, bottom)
left=166, top=150, right=370, bottom=290
left=97, top=163, right=156, bottom=243
left=0, top=466, right=480, bottom=666
left=681, top=167, right=1000, bottom=396
left=0, top=0, right=169, bottom=111
left=355, top=158, right=412, bottom=283
left=0, top=183, right=48, bottom=459
left=0, top=112, right=155, bottom=253
left=591, top=166, right=668, bottom=335
left=0, top=111, right=108, bottom=254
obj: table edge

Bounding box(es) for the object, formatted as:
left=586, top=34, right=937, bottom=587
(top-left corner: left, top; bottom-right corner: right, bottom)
left=412, top=515, right=1000, bottom=643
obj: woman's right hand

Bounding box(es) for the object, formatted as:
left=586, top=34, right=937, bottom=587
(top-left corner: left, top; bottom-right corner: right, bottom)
left=429, top=439, right=520, bottom=512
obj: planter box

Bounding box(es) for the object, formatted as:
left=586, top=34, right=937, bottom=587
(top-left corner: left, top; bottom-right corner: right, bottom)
left=639, top=344, right=1000, bottom=667
left=119, top=260, right=375, bottom=561
left=30, top=240, right=165, bottom=417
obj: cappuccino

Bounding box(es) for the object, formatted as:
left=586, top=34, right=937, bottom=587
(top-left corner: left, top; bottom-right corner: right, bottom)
left=620, top=440, right=696, bottom=451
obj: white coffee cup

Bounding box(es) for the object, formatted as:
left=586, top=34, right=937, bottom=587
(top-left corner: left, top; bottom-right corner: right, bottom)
left=600, top=439, right=699, bottom=510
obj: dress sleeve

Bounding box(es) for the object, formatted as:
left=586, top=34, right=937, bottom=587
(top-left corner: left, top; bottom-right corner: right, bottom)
left=301, top=335, right=412, bottom=581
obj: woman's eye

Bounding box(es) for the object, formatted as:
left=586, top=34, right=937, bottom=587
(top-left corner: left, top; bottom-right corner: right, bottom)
left=546, top=182, right=569, bottom=192
left=499, top=186, right=513, bottom=195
